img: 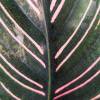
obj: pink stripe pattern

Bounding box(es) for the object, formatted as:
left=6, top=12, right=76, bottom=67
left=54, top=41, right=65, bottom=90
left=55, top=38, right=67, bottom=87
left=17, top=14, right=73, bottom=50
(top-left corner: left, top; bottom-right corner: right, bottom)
left=0, top=2, right=44, bottom=55
left=55, top=0, right=93, bottom=59
left=0, top=18, right=46, bottom=68
left=55, top=57, right=100, bottom=94
left=0, top=81, right=21, bottom=100
left=50, top=0, right=57, bottom=12
left=91, top=94, right=100, bottom=100
left=56, top=6, right=100, bottom=72
left=0, top=64, right=45, bottom=96
left=0, top=53, right=43, bottom=89
left=51, top=0, right=65, bottom=23
left=54, top=70, right=100, bottom=100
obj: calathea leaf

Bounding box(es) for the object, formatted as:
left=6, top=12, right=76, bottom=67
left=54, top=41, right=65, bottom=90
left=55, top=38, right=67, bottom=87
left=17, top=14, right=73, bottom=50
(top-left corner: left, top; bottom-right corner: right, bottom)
left=0, top=0, right=100, bottom=100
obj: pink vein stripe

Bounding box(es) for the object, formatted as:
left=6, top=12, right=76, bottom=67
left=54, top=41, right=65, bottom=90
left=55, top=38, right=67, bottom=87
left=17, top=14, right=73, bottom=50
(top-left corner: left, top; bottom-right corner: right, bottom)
left=54, top=70, right=100, bottom=100
left=0, top=53, right=43, bottom=89
left=55, top=57, right=100, bottom=94
left=50, top=0, right=57, bottom=12
left=0, top=64, right=45, bottom=96
left=51, top=0, right=65, bottom=23
left=91, top=94, right=100, bottom=100
left=0, top=81, right=21, bottom=100
left=55, top=0, right=93, bottom=59
left=0, top=2, right=44, bottom=55
left=56, top=6, right=100, bottom=72
left=0, top=18, right=46, bottom=68
left=26, top=0, right=40, bottom=15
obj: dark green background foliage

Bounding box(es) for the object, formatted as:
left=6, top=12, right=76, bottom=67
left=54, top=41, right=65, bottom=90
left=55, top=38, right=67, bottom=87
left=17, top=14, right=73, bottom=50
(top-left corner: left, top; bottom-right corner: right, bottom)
left=0, top=0, right=100, bottom=100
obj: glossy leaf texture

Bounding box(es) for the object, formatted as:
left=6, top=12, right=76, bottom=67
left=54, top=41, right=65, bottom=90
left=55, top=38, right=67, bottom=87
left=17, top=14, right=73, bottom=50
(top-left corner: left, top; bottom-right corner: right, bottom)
left=0, top=0, right=100, bottom=100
